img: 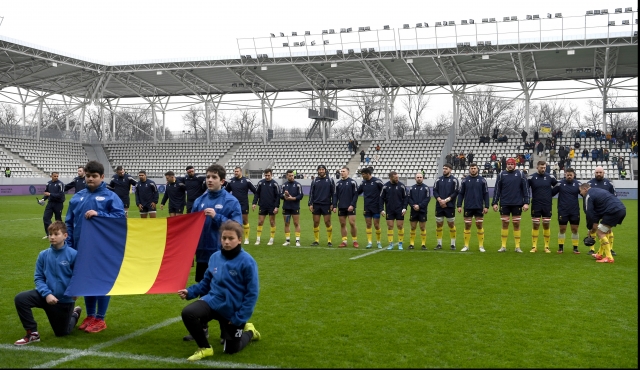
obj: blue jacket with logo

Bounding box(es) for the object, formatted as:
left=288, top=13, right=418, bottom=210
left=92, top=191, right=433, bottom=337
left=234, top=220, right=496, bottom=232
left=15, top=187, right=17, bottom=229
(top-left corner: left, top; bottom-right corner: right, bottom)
left=456, top=175, right=489, bottom=210
left=252, top=179, right=281, bottom=210
left=43, top=179, right=65, bottom=203
left=34, top=243, right=77, bottom=304
left=64, top=176, right=86, bottom=194
left=135, top=179, right=159, bottom=207
left=281, top=180, right=304, bottom=210
left=192, top=189, right=243, bottom=263
left=161, top=181, right=186, bottom=208
left=528, top=172, right=558, bottom=209
left=108, top=174, right=137, bottom=199
left=583, top=187, right=626, bottom=226
left=552, top=179, right=582, bottom=215
left=333, top=177, right=359, bottom=209
left=308, top=175, right=335, bottom=206
left=433, top=175, right=460, bottom=208
left=181, top=174, right=207, bottom=205
left=587, top=178, right=616, bottom=196
left=407, top=183, right=431, bottom=213
left=224, top=176, right=257, bottom=208
left=357, top=176, right=384, bottom=212
left=380, top=181, right=408, bottom=213
left=492, top=169, right=530, bottom=206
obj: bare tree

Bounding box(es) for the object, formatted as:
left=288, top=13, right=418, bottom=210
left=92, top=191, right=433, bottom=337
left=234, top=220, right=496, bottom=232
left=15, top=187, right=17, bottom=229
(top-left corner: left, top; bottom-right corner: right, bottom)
left=458, top=88, right=518, bottom=137
left=350, top=90, right=385, bottom=138
left=426, top=113, right=453, bottom=135
left=531, top=100, right=579, bottom=133
left=181, top=106, right=205, bottom=140
left=581, top=100, right=602, bottom=132
left=0, top=104, right=21, bottom=135
left=222, top=109, right=261, bottom=141
left=393, top=113, right=410, bottom=138
left=401, top=91, right=430, bottom=138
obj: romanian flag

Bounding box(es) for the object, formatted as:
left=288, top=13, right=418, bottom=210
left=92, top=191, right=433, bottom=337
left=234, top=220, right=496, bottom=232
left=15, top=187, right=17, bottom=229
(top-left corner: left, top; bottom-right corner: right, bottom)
left=65, top=212, right=206, bottom=296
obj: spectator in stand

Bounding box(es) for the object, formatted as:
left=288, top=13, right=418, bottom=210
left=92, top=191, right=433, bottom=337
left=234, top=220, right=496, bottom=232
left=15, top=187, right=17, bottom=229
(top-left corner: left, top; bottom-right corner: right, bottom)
left=360, top=149, right=365, bottom=163
left=582, top=148, right=589, bottom=159
left=348, top=140, right=353, bottom=152
left=544, top=138, right=552, bottom=151
left=497, top=135, right=508, bottom=143
left=598, top=147, right=604, bottom=162
left=375, top=144, right=381, bottom=152
left=453, top=155, right=460, bottom=170
left=586, top=129, right=593, bottom=138
left=525, top=152, right=532, bottom=168
left=467, top=151, right=474, bottom=164
left=579, top=129, right=586, bottom=138
left=459, top=152, right=466, bottom=171
left=569, top=147, right=575, bottom=160
left=574, top=140, right=581, bottom=149
left=603, top=149, right=610, bottom=162
left=492, top=128, right=499, bottom=140
left=559, top=158, right=566, bottom=171
left=534, top=131, right=539, bottom=142
left=606, top=132, right=612, bottom=142
left=490, top=152, right=497, bottom=162
left=537, top=141, right=544, bottom=156
left=365, top=155, right=370, bottom=165
left=549, top=147, right=556, bottom=160
left=521, top=130, right=528, bottom=142
left=616, top=157, right=625, bottom=175
left=591, top=148, right=599, bottom=163
left=501, top=156, right=507, bottom=172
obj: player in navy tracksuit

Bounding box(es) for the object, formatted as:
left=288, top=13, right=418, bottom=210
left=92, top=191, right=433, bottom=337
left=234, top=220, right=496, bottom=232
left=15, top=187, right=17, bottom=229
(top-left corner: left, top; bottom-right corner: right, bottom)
left=308, top=165, right=335, bottom=246
left=527, top=161, right=557, bottom=253
left=182, top=166, right=206, bottom=214
left=160, top=170, right=186, bottom=216
left=281, top=169, right=304, bottom=246
left=587, top=166, right=617, bottom=256
left=380, top=171, right=408, bottom=250
left=456, top=163, right=489, bottom=252
left=251, top=169, right=280, bottom=245
left=64, top=166, right=86, bottom=194
left=333, top=166, right=359, bottom=248
left=579, top=183, right=626, bottom=263
left=407, top=172, right=430, bottom=250
left=108, top=166, right=137, bottom=217
left=357, top=167, right=384, bottom=249
left=433, top=163, right=460, bottom=250
left=551, top=168, right=582, bottom=254
left=41, top=172, right=66, bottom=239
left=492, top=158, right=530, bottom=252
left=135, top=170, right=159, bottom=218
left=225, top=167, right=257, bottom=244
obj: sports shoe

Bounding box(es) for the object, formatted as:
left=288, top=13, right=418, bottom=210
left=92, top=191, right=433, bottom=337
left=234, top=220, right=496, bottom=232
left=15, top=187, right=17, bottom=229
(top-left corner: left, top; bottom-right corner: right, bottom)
left=85, top=318, right=107, bottom=333
left=295, top=241, right=301, bottom=247
left=409, top=245, right=415, bottom=250
left=498, top=247, right=507, bottom=252
left=611, top=250, right=617, bottom=256
left=183, top=327, right=209, bottom=341
left=421, top=245, right=427, bottom=250
left=327, top=242, right=333, bottom=247
left=42, top=235, right=48, bottom=239
left=515, top=248, right=523, bottom=253
left=479, top=247, right=486, bottom=252
left=450, top=245, right=456, bottom=251
left=596, top=257, right=614, bottom=263
left=544, top=248, right=551, bottom=254
left=353, top=241, right=359, bottom=248
left=282, top=241, right=290, bottom=246
left=434, top=244, right=442, bottom=250
left=587, top=249, right=595, bottom=255
left=72, top=306, right=82, bottom=323
left=365, top=242, right=373, bottom=249
left=573, top=248, right=580, bottom=254
left=386, top=243, right=394, bottom=250
left=530, top=247, right=537, bottom=253
left=187, top=347, right=214, bottom=361
left=78, top=316, right=96, bottom=331
left=460, top=246, right=469, bottom=252
left=398, top=243, right=403, bottom=250
left=310, top=241, right=319, bottom=246
left=557, top=248, right=564, bottom=254
left=377, top=242, right=382, bottom=249
left=244, top=239, right=249, bottom=245
left=339, top=241, right=348, bottom=248
left=14, top=330, right=40, bottom=346
left=244, top=322, right=261, bottom=341
left=267, top=238, right=274, bottom=245
left=254, top=239, right=261, bottom=245
left=593, top=253, right=603, bottom=260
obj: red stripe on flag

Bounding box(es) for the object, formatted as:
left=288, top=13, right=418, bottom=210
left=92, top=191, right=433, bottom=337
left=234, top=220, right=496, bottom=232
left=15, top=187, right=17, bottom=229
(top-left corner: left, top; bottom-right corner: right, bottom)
left=146, top=212, right=206, bottom=294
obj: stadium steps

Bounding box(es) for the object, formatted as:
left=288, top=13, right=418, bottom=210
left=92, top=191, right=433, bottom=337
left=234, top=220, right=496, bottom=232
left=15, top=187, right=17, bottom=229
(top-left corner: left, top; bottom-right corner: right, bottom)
left=0, top=143, right=47, bottom=176
left=346, top=140, right=371, bottom=172
left=84, top=144, right=112, bottom=178
left=216, top=142, right=243, bottom=167
left=533, top=151, right=547, bottom=167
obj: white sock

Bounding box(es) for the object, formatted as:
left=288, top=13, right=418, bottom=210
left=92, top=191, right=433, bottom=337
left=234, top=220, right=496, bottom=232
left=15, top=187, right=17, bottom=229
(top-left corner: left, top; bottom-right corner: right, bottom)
left=450, top=239, right=456, bottom=246
left=437, top=239, right=442, bottom=245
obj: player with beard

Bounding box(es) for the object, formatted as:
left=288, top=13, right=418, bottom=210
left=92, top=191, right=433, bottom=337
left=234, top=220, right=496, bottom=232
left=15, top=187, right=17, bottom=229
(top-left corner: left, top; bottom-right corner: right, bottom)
left=308, top=165, right=335, bottom=246
left=492, top=158, right=530, bottom=253
left=587, top=166, right=617, bottom=256
left=527, top=161, right=557, bottom=253
left=456, top=163, right=489, bottom=252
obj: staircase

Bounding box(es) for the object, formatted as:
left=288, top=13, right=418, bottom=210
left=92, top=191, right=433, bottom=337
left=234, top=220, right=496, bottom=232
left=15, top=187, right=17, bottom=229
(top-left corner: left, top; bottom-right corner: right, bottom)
left=217, top=142, right=243, bottom=167
left=83, top=144, right=113, bottom=178
left=345, top=140, right=372, bottom=174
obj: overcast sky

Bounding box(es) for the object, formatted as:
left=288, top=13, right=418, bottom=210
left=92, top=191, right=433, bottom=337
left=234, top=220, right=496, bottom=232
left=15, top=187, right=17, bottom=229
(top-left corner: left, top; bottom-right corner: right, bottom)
left=0, top=0, right=636, bottom=131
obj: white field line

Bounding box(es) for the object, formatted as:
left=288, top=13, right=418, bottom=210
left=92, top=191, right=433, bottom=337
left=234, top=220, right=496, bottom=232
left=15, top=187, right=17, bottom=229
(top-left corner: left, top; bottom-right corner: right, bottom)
left=0, top=344, right=273, bottom=368
left=349, top=248, right=386, bottom=260
left=5, top=218, right=41, bottom=222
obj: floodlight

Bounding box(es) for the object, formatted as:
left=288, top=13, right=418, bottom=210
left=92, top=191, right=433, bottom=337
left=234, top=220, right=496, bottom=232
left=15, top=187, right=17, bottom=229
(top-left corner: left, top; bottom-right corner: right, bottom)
left=311, top=40, right=316, bottom=46
left=482, top=55, right=489, bottom=59
left=489, top=18, right=496, bottom=22
left=567, top=49, right=575, bottom=55
left=547, top=13, right=552, bottom=18
left=337, top=79, right=343, bottom=84
left=406, top=58, right=413, bottom=63
left=337, top=50, right=343, bottom=55
left=294, top=42, right=300, bottom=46
left=586, top=10, right=593, bottom=15
left=585, top=68, right=591, bottom=72
left=322, top=30, right=328, bottom=34
left=331, top=63, right=338, bottom=67
left=231, top=83, right=237, bottom=87
left=477, top=41, right=485, bottom=46
left=615, top=8, right=622, bottom=13
left=283, top=43, right=289, bottom=47
left=300, top=41, right=305, bottom=46
left=292, top=31, right=297, bottom=36
left=384, top=25, right=390, bottom=30
left=369, top=48, right=375, bottom=52
left=305, top=31, right=311, bottom=35
left=329, top=29, right=335, bottom=33
left=347, top=27, right=352, bottom=32
left=328, top=79, right=334, bottom=84
left=239, top=83, right=244, bottom=87
left=348, top=49, right=354, bottom=54
left=156, top=70, right=162, bottom=75
left=527, top=15, right=532, bottom=19
left=576, top=68, right=584, bottom=72
left=625, top=7, right=632, bottom=12
left=443, top=21, right=448, bottom=26
left=469, top=19, right=474, bottom=24
left=340, top=28, right=347, bottom=33
left=416, top=23, right=422, bottom=27
left=457, top=42, right=464, bottom=47
left=361, top=48, right=368, bottom=53
left=246, top=55, right=251, bottom=59
left=608, top=21, right=615, bottom=26
left=594, top=10, right=601, bottom=15
left=461, top=20, right=468, bottom=25
left=50, top=62, right=58, bottom=67
left=482, top=18, right=488, bottom=23
left=464, top=42, right=470, bottom=46
left=280, top=32, right=284, bottom=37
left=425, top=23, right=429, bottom=27
left=622, top=20, right=630, bottom=25
left=449, top=20, right=455, bottom=25
left=601, top=9, right=608, bottom=14
left=345, top=78, right=351, bottom=83
left=324, top=40, right=329, bottom=44
left=365, top=26, right=370, bottom=30
left=565, top=69, right=572, bottom=73
left=503, top=17, right=510, bottom=21
left=485, top=41, right=492, bottom=45
left=261, top=66, right=267, bottom=70
left=533, top=15, right=539, bottom=19
left=435, top=22, right=442, bottom=26
left=270, top=33, right=275, bottom=37
left=555, top=13, right=562, bottom=18
left=511, top=16, right=517, bottom=21
left=404, top=24, right=410, bottom=29
left=359, top=27, right=365, bottom=31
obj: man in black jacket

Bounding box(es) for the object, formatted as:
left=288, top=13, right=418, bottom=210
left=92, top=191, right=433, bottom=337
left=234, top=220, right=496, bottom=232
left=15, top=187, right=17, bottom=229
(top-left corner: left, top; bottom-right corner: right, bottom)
left=40, top=172, right=65, bottom=239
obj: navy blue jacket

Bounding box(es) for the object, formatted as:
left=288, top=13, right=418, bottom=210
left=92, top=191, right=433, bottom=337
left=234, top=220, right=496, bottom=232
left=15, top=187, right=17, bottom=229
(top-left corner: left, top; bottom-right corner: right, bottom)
left=308, top=175, right=335, bottom=206
left=281, top=180, right=304, bottom=210
left=64, top=176, right=86, bottom=193
left=108, top=174, right=137, bottom=199
left=161, top=181, right=186, bottom=207
left=333, top=177, right=359, bottom=209
left=135, top=179, right=159, bottom=207
left=182, top=174, right=206, bottom=205
left=407, top=183, right=430, bottom=213
left=224, top=176, right=257, bottom=207
left=552, top=179, right=582, bottom=215
left=433, top=175, right=459, bottom=208
left=252, top=179, right=281, bottom=209
left=492, top=169, right=530, bottom=206
left=43, top=180, right=65, bottom=203
left=587, top=178, right=616, bottom=196
left=357, top=176, right=384, bottom=212
left=583, top=187, right=626, bottom=225
left=528, top=172, right=558, bottom=209
left=380, top=181, right=408, bottom=213
left=456, top=175, right=489, bottom=210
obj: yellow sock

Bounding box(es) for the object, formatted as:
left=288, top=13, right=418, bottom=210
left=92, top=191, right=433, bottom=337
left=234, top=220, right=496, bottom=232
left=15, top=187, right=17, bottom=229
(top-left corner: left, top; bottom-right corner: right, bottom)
left=532, top=228, right=539, bottom=248
left=243, top=223, right=250, bottom=239
left=410, top=229, right=416, bottom=245
left=463, top=229, right=471, bottom=247
left=543, top=229, right=550, bottom=248
left=558, top=233, right=566, bottom=247
left=420, top=230, right=427, bottom=246
left=257, top=225, right=263, bottom=238
left=609, top=230, right=614, bottom=251
left=571, top=233, right=579, bottom=248
left=600, top=236, right=612, bottom=258
left=477, top=228, right=484, bottom=247
left=387, top=230, right=394, bottom=243
left=342, top=236, right=348, bottom=242
left=285, top=232, right=290, bottom=240
left=501, top=228, right=508, bottom=248
left=590, top=230, right=598, bottom=252
left=514, top=230, right=521, bottom=248
left=326, top=226, right=333, bottom=242
left=436, top=226, right=443, bottom=240
left=366, top=227, right=372, bottom=243
left=375, top=228, right=381, bottom=242
left=449, top=227, right=457, bottom=243
left=398, top=228, right=404, bottom=243
left=313, top=227, right=319, bottom=242
left=295, top=232, right=300, bottom=240
left=270, top=227, right=276, bottom=239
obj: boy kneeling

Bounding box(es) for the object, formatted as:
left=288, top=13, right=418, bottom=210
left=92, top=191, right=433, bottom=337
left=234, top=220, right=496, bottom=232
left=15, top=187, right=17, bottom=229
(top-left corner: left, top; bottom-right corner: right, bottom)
left=14, top=221, right=81, bottom=345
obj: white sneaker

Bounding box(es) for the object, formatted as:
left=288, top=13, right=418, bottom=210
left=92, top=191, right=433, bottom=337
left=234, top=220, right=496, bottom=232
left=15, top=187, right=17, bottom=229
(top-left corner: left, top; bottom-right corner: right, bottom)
left=460, top=246, right=469, bottom=252
left=244, top=239, right=249, bottom=245
left=498, top=247, right=507, bottom=252
left=515, top=247, right=523, bottom=253
left=479, top=247, right=486, bottom=252
left=282, top=241, right=290, bottom=246
left=295, top=241, right=301, bottom=247
left=267, top=238, right=274, bottom=245
left=254, top=239, right=261, bottom=245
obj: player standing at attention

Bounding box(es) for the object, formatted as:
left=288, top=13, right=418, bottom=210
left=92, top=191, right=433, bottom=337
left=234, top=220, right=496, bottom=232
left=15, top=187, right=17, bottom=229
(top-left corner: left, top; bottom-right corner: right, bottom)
left=135, top=170, right=159, bottom=218
left=357, top=167, right=384, bottom=249
left=182, top=165, right=206, bottom=214
left=433, top=164, right=460, bottom=250
left=456, top=163, right=489, bottom=252
left=281, top=169, right=303, bottom=246
left=587, top=166, right=617, bottom=256
left=552, top=168, right=582, bottom=254
left=64, top=166, right=86, bottom=194
left=579, top=183, right=626, bottom=263
left=108, top=166, right=137, bottom=217
left=492, top=158, right=530, bottom=252
left=40, top=172, right=65, bottom=239
left=308, top=165, right=335, bottom=246
left=407, top=172, right=430, bottom=250
left=160, top=171, right=186, bottom=216
left=333, top=166, right=359, bottom=248
left=381, top=171, right=408, bottom=250
left=527, top=161, right=557, bottom=253
left=225, top=166, right=257, bottom=244
left=252, top=169, right=280, bottom=245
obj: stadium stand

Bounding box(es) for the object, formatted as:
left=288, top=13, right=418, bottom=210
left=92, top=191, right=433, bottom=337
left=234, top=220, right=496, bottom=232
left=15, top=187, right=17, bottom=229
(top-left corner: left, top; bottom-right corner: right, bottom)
left=104, top=141, right=233, bottom=178
left=0, top=146, right=37, bottom=177
left=551, top=136, right=632, bottom=180
left=449, top=135, right=524, bottom=177
left=356, top=138, right=447, bottom=179
left=1, top=136, right=87, bottom=177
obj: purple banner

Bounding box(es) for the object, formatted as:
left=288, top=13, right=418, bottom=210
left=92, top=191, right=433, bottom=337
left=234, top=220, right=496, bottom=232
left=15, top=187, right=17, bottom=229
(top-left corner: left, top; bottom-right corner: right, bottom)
left=0, top=185, right=76, bottom=196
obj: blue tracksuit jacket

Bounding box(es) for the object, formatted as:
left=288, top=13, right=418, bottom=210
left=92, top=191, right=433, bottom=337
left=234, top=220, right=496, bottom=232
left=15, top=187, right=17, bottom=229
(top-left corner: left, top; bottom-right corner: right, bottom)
left=192, top=189, right=243, bottom=262
left=456, top=175, right=489, bottom=209
left=433, top=175, right=459, bottom=208
left=552, top=179, right=582, bottom=216
left=407, top=183, right=430, bottom=213
left=333, top=177, right=359, bottom=209
left=308, top=176, right=335, bottom=206
left=252, top=179, right=281, bottom=210
left=161, top=181, right=186, bottom=208
left=43, top=180, right=65, bottom=203
left=528, top=173, right=558, bottom=209
left=108, top=174, right=137, bottom=199
left=587, top=178, right=616, bottom=196
left=357, top=176, right=384, bottom=213
left=380, top=181, right=408, bottom=213
left=225, top=176, right=257, bottom=208
left=135, top=179, right=159, bottom=207
left=182, top=174, right=206, bottom=205
left=64, top=176, right=86, bottom=193
left=583, top=187, right=626, bottom=225
left=492, top=169, right=530, bottom=206
left=34, top=243, right=77, bottom=304
left=281, top=180, right=304, bottom=210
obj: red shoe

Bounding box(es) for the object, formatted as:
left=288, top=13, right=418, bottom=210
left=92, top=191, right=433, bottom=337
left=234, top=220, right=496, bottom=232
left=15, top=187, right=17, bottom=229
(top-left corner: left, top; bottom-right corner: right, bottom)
left=593, top=253, right=603, bottom=260
left=596, top=257, right=614, bottom=263
left=573, top=249, right=581, bottom=254
left=338, top=241, right=347, bottom=248
left=353, top=241, right=359, bottom=248
left=85, top=319, right=107, bottom=333
left=78, top=316, right=95, bottom=331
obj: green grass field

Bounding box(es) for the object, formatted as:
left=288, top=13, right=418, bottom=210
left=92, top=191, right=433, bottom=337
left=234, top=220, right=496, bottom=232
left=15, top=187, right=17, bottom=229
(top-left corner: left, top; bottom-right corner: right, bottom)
left=0, top=194, right=637, bottom=368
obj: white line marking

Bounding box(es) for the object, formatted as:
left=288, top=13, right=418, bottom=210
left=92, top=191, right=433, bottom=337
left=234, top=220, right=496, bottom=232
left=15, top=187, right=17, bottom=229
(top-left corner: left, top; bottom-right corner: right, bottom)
left=350, top=248, right=386, bottom=260
left=0, top=344, right=272, bottom=368
left=5, top=218, right=41, bottom=222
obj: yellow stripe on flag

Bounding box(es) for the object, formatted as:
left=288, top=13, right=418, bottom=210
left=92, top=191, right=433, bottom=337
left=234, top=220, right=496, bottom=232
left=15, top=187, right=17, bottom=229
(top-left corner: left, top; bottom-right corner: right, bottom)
left=108, top=219, right=168, bottom=295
